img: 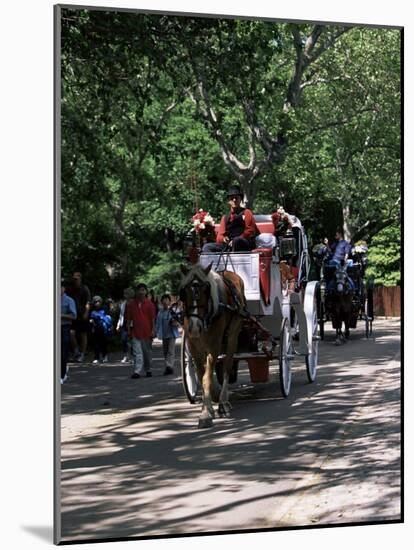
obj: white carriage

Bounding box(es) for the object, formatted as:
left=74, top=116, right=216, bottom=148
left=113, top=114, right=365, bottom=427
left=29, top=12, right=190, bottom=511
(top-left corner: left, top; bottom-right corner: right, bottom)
left=181, top=214, right=320, bottom=402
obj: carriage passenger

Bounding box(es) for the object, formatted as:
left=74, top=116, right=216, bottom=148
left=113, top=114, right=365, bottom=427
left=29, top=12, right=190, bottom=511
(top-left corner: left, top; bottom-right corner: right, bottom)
left=271, top=206, right=292, bottom=236
left=202, top=185, right=258, bottom=253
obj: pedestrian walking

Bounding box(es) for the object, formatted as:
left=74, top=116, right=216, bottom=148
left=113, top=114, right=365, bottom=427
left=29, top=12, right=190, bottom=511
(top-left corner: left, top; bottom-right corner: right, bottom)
left=90, top=296, right=113, bottom=364
left=156, top=294, right=180, bottom=375
left=116, top=287, right=135, bottom=363
left=61, top=281, right=77, bottom=384
left=66, top=271, right=91, bottom=362
left=126, top=283, right=156, bottom=379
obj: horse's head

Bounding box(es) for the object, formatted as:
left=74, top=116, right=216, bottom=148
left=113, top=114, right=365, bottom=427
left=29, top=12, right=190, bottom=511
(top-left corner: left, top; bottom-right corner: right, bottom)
left=179, top=263, right=213, bottom=338
left=334, top=265, right=349, bottom=295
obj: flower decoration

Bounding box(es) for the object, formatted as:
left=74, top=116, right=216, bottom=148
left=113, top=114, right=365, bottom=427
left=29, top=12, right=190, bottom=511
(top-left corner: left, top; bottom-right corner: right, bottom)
left=271, top=206, right=292, bottom=235
left=191, top=209, right=216, bottom=234
left=353, top=240, right=368, bottom=254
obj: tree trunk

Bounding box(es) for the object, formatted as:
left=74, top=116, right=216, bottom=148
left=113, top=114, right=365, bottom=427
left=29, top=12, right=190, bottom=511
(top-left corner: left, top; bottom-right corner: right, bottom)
left=241, top=177, right=257, bottom=210
left=342, top=202, right=352, bottom=241
left=165, top=228, right=176, bottom=252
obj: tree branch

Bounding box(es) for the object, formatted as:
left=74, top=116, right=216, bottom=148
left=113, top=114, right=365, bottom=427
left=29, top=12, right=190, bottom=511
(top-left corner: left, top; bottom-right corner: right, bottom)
left=352, top=196, right=400, bottom=241
left=303, top=107, right=376, bottom=135
left=307, top=27, right=350, bottom=64
left=284, top=26, right=350, bottom=113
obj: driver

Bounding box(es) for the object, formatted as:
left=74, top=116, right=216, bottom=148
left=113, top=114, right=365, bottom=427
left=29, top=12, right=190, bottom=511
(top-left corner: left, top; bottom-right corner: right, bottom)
left=202, top=185, right=258, bottom=253
left=326, top=229, right=355, bottom=291
left=329, top=229, right=352, bottom=267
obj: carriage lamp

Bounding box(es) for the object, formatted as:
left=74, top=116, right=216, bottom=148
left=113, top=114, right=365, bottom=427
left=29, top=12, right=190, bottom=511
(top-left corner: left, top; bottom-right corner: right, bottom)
left=279, top=230, right=297, bottom=259
left=183, top=230, right=196, bottom=248
left=183, top=231, right=199, bottom=264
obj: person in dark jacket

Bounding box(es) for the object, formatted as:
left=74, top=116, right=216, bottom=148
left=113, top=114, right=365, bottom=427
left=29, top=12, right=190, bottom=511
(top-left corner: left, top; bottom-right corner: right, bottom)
left=66, top=271, right=91, bottom=362
left=202, top=185, right=258, bottom=253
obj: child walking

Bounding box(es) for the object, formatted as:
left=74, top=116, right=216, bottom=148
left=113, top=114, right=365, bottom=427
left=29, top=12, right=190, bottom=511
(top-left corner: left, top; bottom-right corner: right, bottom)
left=90, top=296, right=113, bottom=364
left=155, top=294, right=180, bottom=375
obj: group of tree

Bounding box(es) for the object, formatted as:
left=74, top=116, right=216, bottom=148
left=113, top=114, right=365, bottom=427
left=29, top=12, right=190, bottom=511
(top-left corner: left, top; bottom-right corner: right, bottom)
left=60, top=7, right=401, bottom=298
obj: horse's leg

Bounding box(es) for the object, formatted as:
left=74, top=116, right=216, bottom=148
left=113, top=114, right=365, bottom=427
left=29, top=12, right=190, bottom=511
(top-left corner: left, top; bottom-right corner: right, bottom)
left=335, top=329, right=342, bottom=346
left=217, top=354, right=233, bottom=418
left=187, top=338, right=206, bottom=388
left=335, top=318, right=343, bottom=345
left=338, top=308, right=348, bottom=343
left=345, top=319, right=350, bottom=339
left=332, top=305, right=342, bottom=345
left=345, top=297, right=352, bottom=339
left=198, top=351, right=217, bottom=429
left=218, top=318, right=242, bottom=418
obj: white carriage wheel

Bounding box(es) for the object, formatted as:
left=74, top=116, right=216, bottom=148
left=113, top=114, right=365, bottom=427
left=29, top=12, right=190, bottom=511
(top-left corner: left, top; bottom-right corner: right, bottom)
left=181, top=333, right=200, bottom=404
left=364, top=296, right=373, bottom=338
left=279, top=317, right=292, bottom=398
left=364, top=298, right=370, bottom=338
left=304, top=281, right=319, bottom=383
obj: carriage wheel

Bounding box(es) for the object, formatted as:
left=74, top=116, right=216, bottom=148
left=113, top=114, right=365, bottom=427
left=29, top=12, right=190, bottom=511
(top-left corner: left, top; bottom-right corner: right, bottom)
left=279, top=317, right=292, bottom=398
left=181, top=333, right=200, bottom=404
left=317, top=286, right=325, bottom=341
left=364, top=294, right=374, bottom=338
left=367, top=285, right=374, bottom=336
left=304, top=281, right=319, bottom=383
left=365, top=318, right=370, bottom=338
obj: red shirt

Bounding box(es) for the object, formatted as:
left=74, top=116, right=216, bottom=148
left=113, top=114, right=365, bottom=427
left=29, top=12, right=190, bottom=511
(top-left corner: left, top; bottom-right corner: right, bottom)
left=125, top=298, right=156, bottom=339
left=216, top=208, right=257, bottom=243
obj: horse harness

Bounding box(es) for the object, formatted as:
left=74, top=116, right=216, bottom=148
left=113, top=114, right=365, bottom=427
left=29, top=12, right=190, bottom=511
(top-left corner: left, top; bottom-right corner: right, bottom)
left=180, top=272, right=243, bottom=331
left=181, top=270, right=281, bottom=354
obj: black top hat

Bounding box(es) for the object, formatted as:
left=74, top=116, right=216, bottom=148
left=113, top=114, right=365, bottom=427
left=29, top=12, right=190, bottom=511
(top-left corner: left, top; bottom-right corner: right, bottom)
left=227, top=185, right=244, bottom=198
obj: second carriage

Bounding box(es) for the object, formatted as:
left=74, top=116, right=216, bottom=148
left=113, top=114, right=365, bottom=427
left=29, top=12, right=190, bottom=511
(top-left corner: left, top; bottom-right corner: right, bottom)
left=314, top=240, right=374, bottom=341
left=181, top=214, right=321, bottom=402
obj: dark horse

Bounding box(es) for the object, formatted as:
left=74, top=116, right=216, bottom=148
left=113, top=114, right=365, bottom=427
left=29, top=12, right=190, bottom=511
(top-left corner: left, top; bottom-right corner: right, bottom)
left=180, top=263, right=246, bottom=428
left=326, top=264, right=354, bottom=345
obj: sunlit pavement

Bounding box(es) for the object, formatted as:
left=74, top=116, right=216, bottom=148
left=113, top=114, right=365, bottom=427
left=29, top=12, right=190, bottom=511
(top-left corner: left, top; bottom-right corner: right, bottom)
left=59, top=318, right=401, bottom=542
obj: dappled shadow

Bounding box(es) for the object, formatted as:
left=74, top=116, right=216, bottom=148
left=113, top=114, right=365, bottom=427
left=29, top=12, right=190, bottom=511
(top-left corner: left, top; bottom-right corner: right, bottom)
left=59, top=320, right=401, bottom=541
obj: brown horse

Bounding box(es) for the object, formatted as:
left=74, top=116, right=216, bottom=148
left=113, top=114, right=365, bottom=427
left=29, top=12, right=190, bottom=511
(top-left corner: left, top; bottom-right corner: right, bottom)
left=180, top=263, right=246, bottom=428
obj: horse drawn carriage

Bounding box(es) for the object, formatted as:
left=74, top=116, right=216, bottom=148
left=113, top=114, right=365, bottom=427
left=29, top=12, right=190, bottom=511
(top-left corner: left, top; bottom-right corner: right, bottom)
left=313, top=240, right=374, bottom=344
left=179, top=212, right=320, bottom=427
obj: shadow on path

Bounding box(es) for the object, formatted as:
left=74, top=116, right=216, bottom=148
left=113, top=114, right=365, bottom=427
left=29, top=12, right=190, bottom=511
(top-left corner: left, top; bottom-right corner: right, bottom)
left=59, top=320, right=401, bottom=541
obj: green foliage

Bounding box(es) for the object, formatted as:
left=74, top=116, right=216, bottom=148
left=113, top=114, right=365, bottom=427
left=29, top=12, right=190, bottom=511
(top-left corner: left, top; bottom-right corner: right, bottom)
left=141, top=251, right=184, bottom=296
left=366, top=225, right=401, bottom=286
left=60, top=8, right=401, bottom=298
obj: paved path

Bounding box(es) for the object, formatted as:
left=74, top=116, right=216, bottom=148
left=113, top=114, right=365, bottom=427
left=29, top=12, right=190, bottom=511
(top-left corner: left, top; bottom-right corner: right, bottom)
left=59, top=319, right=401, bottom=542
